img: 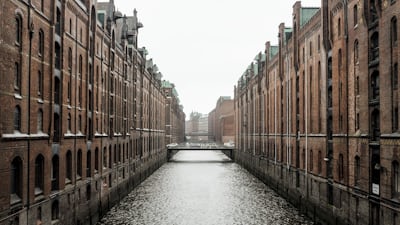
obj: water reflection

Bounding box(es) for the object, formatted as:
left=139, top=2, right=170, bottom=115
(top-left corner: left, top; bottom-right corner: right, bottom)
left=98, top=151, right=313, bottom=225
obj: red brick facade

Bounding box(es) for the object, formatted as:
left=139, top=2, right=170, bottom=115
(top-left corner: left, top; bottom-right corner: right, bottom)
left=208, top=96, right=235, bottom=144
left=0, top=0, right=184, bottom=224
left=234, top=1, right=400, bottom=224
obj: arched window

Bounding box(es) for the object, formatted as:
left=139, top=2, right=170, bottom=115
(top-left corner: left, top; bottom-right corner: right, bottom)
left=69, top=18, right=72, bottom=34
left=354, top=40, right=359, bottom=64
left=114, top=145, right=117, bottom=164
left=355, top=156, right=361, bottom=186
left=68, top=48, right=72, bottom=70
left=15, top=16, right=22, bottom=45
left=95, top=148, right=99, bottom=172
left=40, top=0, right=44, bottom=12
left=328, top=87, right=333, bottom=108
left=77, top=149, right=82, bottom=178
left=370, top=0, right=378, bottom=23
left=108, top=145, right=112, bottom=168
left=371, top=71, right=380, bottom=100
left=392, top=17, right=397, bottom=45
left=51, top=155, right=59, bottom=191
left=56, top=9, right=61, bottom=35
left=14, top=106, right=21, bottom=131
left=103, top=147, right=107, bottom=169
left=35, top=154, right=44, bottom=194
left=51, top=201, right=59, bottom=221
left=338, top=18, right=341, bottom=37
left=37, top=207, right=42, bottom=224
left=370, top=32, right=379, bottom=61
left=393, top=63, right=398, bottom=90
left=38, top=71, right=43, bottom=97
left=54, top=77, right=61, bottom=105
left=353, top=5, right=358, bottom=27
left=86, top=150, right=91, bottom=177
left=86, top=184, right=91, bottom=201
left=37, top=109, right=43, bottom=132
left=55, top=43, right=61, bottom=69
left=66, top=151, right=72, bottom=183
left=10, top=157, right=23, bottom=200
left=118, top=144, right=121, bottom=163
left=53, top=113, right=60, bottom=142
left=67, top=113, right=71, bottom=132
left=79, top=55, right=83, bottom=76
left=318, top=150, right=322, bottom=174
left=15, top=62, right=21, bottom=94
left=371, top=109, right=380, bottom=141
left=38, top=30, right=44, bottom=56
left=78, top=114, right=82, bottom=132
left=338, top=154, right=344, bottom=181
left=393, top=161, right=400, bottom=197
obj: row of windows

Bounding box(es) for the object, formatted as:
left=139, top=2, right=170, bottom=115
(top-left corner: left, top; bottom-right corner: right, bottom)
left=13, top=106, right=43, bottom=132
left=11, top=148, right=101, bottom=200
left=15, top=16, right=45, bottom=55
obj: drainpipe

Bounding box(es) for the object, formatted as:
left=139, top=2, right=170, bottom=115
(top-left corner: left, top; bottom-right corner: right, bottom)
left=253, top=90, right=256, bottom=155
left=305, top=36, right=308, bottom=177
left=286, top=48, right=291, bottom=170
left=27, top=0, right=34, bottom=223
left=343, top=0, right=350, bottom=223
left=274, top=71, right=277, bottom=164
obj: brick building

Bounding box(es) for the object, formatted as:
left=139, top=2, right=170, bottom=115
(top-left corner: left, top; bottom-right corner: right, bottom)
left=234, top=1, right=400, bottom=224
left=185, top=112, right=209, bottom=142
left=0, top=0, right=184, bottom=224
left=162, top=80, right=185, bottom=145
left=208, top=96, right=235, bottom=144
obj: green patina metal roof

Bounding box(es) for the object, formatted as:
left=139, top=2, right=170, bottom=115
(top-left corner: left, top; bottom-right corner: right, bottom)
left=162, top=80, right=180, bottom=102
left=162, top=80, right=173, bottom=88
left=270, top=46, right=279, bottom=59
left=284, top=28, right=293, bottom=43
left=300, top=8, right=319, bottom=28
left=253, top=63, right=258, bottom=76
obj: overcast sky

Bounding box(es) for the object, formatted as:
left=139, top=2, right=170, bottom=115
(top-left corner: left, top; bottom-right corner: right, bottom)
left=109, top=0, right=321, bottom=117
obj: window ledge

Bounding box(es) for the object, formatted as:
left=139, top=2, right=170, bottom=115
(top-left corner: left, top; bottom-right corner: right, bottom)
left=14, top=94, right=22, bottom=100
left=10, top=194, right=22, bottom=205
left=2, top=131, right=50, bottom=140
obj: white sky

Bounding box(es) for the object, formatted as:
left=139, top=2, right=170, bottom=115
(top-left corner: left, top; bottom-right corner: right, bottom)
left=111, top=0, right=321, bottom=117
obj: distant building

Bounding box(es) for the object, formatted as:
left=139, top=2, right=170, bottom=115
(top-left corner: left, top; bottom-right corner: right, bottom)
left=185, top=112, right=209, bottom=141
left=208, top=96, right=235, bottom=144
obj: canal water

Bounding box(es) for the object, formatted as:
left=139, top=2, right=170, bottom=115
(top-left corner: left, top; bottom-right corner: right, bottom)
left=98, top=151, right=313, bottom=225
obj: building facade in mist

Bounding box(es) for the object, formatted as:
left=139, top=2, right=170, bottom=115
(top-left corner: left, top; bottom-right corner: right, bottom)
left=162, top=80, right=185, bottom=144
left=0, top=0, right=184, bottom=224
left=185, top=112, right=209, bottom=141
left=208, top=96, right=235, bottom=144
left=234, top=1, right=400, bottom=224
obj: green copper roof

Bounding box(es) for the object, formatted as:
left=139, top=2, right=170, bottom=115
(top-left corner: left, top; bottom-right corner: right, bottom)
left=284, top=28, right=293, bottom=43
left=300, top=8, right=319, bottom=28
left=162, top=80, right=173, bottom=88
left=270, top=46, right=279, bottom=59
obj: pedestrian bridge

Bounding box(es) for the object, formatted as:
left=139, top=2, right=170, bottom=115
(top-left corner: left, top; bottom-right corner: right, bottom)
left=167, top=142, right=234, bottom=161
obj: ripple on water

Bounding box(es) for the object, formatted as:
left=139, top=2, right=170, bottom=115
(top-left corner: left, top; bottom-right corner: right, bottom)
left=98, top=151, right=313, bottom=225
